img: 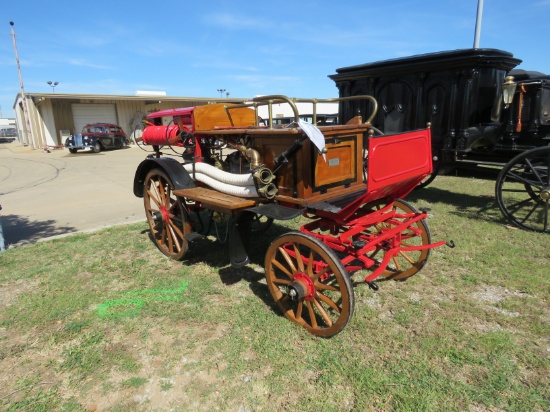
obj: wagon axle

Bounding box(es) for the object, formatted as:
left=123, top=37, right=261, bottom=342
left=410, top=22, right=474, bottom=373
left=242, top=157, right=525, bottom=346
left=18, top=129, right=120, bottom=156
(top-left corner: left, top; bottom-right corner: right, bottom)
left=288, top=272, right=315, bottom=301
left=151, top=208, right=171, bottom=224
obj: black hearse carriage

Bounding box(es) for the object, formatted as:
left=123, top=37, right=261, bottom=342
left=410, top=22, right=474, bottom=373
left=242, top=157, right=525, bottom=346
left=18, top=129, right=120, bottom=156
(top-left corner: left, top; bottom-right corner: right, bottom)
left=330, top=49, right=550, bottom=233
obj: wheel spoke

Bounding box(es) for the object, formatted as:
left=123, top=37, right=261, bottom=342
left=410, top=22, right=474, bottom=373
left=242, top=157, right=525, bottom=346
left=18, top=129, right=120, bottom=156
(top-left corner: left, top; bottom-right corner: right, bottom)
left=278, top=246, right=298, bottom=273
left=167, top=224, right=181, bottom=253
left=296, top=300, right=303, bottom=320
left=391, top=255, right=403, bottom=271
left=315, top=281, right=339, bottom=292
left=271, top=256, right=295, bottom=280
left=506, top=170, right=543, bottom=188
left=306, top=301, right=318, bottom=329
left=272, top=277, right=292, bottom=286
left=524, top=158, right=545, bottom=186
left=501, top=187, right=536, bottom=194
left=312, top=298, right=333, bottom=327
left=168, top=218, right=185, bottom=241
left=310, top=265, right=330, bottom=283
left=315, top=291, right=341, bottom=313
left=520, top=201, right=540, bottom=223
left=146, top=187, right=162, bottom=209
left=306, top=249, right=315, bottom=276
left=293, top=243, right=305, bottom=273
left=397, top=250, right=415, bottom=265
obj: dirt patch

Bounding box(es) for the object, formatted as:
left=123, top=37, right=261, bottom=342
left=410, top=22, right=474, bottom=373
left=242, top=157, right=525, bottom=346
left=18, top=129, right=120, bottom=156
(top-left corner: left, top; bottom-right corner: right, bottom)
left=0, top=279, right=39, bottom=308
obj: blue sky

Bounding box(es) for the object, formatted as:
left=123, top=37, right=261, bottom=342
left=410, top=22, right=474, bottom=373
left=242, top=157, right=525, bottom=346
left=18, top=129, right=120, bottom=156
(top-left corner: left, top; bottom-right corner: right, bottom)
left=1, top=0, right=549, bottom=118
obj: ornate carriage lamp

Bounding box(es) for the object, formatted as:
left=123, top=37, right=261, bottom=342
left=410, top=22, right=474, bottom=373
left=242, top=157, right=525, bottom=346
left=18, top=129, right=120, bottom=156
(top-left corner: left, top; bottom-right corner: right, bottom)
left=502, top=76, right=517, bottom=108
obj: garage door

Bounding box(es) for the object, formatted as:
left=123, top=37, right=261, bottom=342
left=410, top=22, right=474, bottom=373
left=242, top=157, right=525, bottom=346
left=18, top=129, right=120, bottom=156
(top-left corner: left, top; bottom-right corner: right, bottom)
left=72, top=103, right=118, bottom=133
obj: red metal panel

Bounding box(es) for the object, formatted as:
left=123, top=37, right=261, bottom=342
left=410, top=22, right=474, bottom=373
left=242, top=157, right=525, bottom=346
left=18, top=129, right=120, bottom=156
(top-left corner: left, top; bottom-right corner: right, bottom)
left=366, top=129, right=432, bottom=199
left=146, top=107, right=195, bottom=120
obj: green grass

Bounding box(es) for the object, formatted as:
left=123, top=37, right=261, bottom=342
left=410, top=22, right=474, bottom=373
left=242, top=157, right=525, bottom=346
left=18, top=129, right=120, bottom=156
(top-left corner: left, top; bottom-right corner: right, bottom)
left=0, top=172, right=548, bottom=411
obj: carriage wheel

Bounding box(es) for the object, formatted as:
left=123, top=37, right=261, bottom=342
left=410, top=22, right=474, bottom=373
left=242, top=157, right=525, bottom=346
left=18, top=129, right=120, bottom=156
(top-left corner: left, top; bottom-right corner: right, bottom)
left=368, top=199, right=432, bottom=280
left=249, top=214, right=274, bottom=235
left=143, top=168, right=191, bottom=260
left=264, top=232, right=354, bottom=337
left=415, top=160, right=440, bottom=190
left=495, top=146, right=550, bottom=233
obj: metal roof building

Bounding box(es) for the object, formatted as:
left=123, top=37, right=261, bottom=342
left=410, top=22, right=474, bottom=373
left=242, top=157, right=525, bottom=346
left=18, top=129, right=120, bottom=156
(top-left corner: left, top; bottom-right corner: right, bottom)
left=12, top=92, right=243, bottom=150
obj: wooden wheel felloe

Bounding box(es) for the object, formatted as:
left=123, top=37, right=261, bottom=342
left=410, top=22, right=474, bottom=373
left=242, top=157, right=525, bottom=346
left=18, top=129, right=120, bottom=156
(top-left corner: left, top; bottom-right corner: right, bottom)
left=143, top=169, right=191, bottom=260
left=264, top=232, right=354, bottom=338
left=496, top=146, right=550, bottom=233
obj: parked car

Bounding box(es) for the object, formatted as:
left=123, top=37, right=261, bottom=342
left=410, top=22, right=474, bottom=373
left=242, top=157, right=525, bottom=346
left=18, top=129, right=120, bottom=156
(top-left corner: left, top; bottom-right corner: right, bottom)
left=0, top=128, right=17, bottom=143
left=65, top=123, right=128, bottom=153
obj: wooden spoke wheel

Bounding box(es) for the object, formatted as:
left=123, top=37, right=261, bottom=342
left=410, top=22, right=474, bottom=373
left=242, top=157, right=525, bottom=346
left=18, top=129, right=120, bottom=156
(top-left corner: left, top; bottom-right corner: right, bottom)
left=364, top=199, right=432, bottom=280
left=264, top=232, right=354, bottom=338
left=496, top=146, right=550, bottom=233
left=143, top=169, right=191, bottom=260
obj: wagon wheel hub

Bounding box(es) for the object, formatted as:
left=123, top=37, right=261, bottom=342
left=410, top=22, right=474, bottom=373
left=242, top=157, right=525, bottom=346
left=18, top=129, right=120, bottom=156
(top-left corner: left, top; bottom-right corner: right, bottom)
left=151, top=207, right=171, bottom=223
left=541, top=187, right=550, bottom=201
left=288, top=272, right=315, bottom=301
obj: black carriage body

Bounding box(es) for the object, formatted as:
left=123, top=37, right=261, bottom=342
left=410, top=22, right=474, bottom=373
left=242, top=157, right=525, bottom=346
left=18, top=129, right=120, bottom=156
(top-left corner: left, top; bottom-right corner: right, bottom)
left=330, top=48, right=550, bottom=166
left=501, top=71, right=550, bottom=152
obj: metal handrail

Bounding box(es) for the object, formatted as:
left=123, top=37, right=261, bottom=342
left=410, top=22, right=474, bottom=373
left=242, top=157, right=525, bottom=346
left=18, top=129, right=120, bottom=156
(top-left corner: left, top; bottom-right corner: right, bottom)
left=225, top=94, right=378, bottom=129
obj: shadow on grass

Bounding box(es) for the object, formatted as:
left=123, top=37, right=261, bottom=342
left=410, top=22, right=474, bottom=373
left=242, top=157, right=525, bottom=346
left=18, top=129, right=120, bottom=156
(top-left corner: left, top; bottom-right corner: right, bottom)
left=169, top=220, right=293, bottom=316
left=0, top=214, right=77, bottom=248
left=408, top=169, right=510, bottom=226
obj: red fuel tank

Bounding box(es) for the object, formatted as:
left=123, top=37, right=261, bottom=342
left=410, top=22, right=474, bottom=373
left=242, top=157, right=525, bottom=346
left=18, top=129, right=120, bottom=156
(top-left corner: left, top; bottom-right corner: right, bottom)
left=142, top=125, right=181, bottom=145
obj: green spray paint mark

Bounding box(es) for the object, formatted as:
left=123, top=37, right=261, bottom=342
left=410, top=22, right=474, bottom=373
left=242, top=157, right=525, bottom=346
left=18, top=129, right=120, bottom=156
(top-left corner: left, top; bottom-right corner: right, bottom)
left=97, top=281, right=189, bottom=319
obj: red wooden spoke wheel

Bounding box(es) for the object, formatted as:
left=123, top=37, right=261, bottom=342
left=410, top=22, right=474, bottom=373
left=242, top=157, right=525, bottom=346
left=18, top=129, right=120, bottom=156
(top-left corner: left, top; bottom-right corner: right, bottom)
left=361, top=199, right=431, bottom=280
left=143, top=169, right=191, bottom=260
left=264, top=232, right=354, bottom=338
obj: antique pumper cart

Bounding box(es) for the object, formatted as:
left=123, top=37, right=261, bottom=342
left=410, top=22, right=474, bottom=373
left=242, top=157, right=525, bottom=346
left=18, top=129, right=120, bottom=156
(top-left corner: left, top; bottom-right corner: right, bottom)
left=133, top=95, right=451, bottom=337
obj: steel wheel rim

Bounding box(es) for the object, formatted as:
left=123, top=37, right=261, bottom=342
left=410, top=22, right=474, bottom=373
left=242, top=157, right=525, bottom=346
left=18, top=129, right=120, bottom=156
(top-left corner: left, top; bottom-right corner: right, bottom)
left=143, top=169, right=190, bottom=260
left=496, top=147, right=550, bottom=233
left=264, top=232, right=354, bottom=338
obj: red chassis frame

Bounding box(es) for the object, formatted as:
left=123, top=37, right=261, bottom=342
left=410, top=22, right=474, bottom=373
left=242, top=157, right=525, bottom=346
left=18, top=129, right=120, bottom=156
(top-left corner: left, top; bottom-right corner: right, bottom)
left=298, top=128, right=447, bottom=283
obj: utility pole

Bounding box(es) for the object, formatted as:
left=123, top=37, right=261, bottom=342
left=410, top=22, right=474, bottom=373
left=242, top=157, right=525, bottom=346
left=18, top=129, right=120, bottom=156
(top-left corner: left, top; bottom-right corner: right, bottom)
left=10, top=21, right=45, bottom=150
left=473, top=0, right=484, bottom=48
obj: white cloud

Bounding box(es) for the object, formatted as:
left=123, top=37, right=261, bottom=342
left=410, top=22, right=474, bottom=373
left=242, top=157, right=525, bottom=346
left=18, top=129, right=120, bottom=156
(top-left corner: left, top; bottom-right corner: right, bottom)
left=67, top=59, right=112, bottom=70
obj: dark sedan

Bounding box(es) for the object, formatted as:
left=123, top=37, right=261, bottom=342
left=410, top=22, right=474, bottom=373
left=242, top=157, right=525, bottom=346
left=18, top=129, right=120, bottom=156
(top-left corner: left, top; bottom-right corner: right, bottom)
left=65, top=123, right=128, bottom=153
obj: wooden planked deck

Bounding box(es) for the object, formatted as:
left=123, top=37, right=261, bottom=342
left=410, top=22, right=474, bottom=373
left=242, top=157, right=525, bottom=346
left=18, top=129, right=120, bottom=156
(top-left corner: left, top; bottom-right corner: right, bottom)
left=173, top=187, right=257, bottom=215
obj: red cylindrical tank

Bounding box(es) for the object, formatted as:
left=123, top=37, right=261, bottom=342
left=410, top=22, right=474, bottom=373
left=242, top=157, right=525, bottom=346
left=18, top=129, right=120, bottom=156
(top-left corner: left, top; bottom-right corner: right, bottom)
left=142, top=125, right=181, bottom=145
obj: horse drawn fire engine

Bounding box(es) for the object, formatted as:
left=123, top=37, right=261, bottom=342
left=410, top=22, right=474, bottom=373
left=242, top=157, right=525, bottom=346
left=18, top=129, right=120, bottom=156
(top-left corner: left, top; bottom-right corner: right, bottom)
left=133, top=95, right=452, bottom=337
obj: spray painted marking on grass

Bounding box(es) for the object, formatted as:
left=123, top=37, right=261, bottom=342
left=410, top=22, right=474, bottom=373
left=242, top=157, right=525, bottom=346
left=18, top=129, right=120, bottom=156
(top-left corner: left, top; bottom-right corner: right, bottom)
left=97, top=281, right=189, bottom=319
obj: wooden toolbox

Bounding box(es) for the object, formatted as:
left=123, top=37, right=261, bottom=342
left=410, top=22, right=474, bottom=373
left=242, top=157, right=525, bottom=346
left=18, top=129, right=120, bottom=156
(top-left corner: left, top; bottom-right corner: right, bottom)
left=250, top=124, right=369, bottom=206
